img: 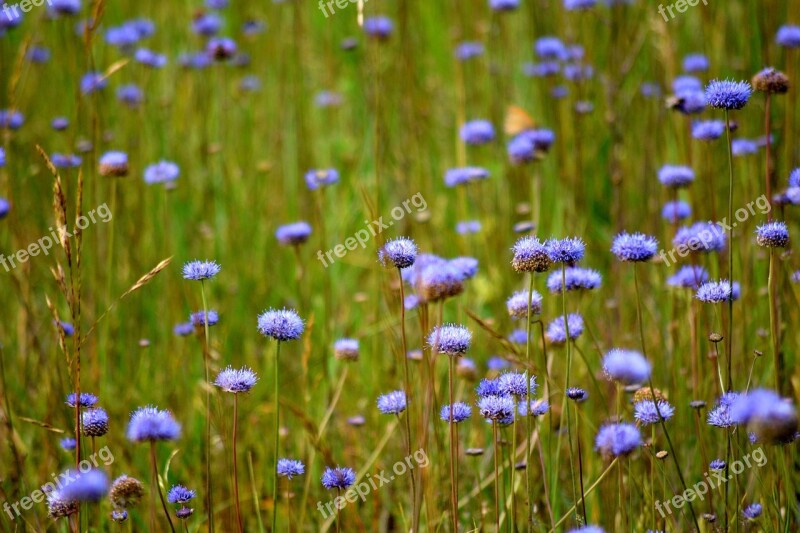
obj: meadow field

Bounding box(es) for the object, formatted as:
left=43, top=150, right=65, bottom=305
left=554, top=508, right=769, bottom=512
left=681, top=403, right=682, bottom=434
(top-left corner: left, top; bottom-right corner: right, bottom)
left=1, top=0, right=799, bottom=531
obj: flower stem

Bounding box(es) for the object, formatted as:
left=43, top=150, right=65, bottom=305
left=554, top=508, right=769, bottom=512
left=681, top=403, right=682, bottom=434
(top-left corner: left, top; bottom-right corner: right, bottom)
left=233, top=395, right=243, bottom=533
left=493, top=422, right=501, bottom=533
left=768, top=248, right=781, bottom=392
left=525, top=273, right=535, bottom=531
left=150, top=442, right=176, bottom=533
left=271, top=341, right=282, bottom=533
left=200, top=281, right=214, bottom=533
left=724, top=108, right=734, bottom=392
left=398, top=268, right=418, bottom=532
left=448, top=356, right=458, bottom=533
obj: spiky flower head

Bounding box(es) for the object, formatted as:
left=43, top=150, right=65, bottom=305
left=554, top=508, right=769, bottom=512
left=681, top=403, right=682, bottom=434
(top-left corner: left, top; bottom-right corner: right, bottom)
left=257, top=308, right=304, bottom=341
left=709, top=459, right=726, bottom=471
left=546, top=267, right=601, bottom=293
left=518, top=398, right=550, bottom=416
left=111, top=509, right=128, bottom=522
left=756, top=221, right=789, bottom=248
left=476, top=378, right=502, bottom=397
left=417, top=263, right=465, bottom=302
left=512, top=236, right=552, bottom=273
left=546, top=313, right=584, bottom=344
left=705, top=80, right=752, bottom=110
left=213, top=366, right=258, bottom=393
left=546, top=237, right=585, bottom=264
left=47, top=491, right=79, bottom=518
left=506, top=290, right=543, bottom=318
left=611, top=232, right=659, bottom=262
left=752, top=67, right=790, bottom=94
left=182, top=260, right=221, bottom=281
left=661, top=200, right=692, bottom=223
left=321, top=466, right=356, bottom=490
left=99, top=151, right=129, bottom=177
left=190, top=310, right=219, bottom=327
left=60, top=469, right=109, bottom=502
left=696, top=280, right=736, bottom=303
left=428, top=324, right=472, bottom=356
left=275, top=222, right=312, bottom=245
left=167, top=485, right=196, bottom=504
left=109, top=475, right=145, bottom=509
left=66, top=392, right=98, bottom=408
left=743, top=503, right=763, bottom=520
left=440, top=402, right=472, bottom=423
left=634, top=400, right=676, bottom=426
left=126, top=406, right=181, bottom=442
left=730, top=389, right=798, bottom=444
left=498, top=372, right=536, bottom=398
left=304, top=168, right=339, bottom=190
left=277, top=459, right=305, bottom=479
left=707, top=392, right=740, bottom=428
left=377, top=390, right=407, bottom=415
left=478, top=394, right=516, bottom=421
left=594, top=423, right=642, bottom=458
left=82, top=407, right=109, bottom=437
left=602, top=349, right=651, bottom=385
left=333, top=338, right=359, bottom=361
left=673, top=222, right=726, bottom=253
left=379, top=237, right=418, bottom=269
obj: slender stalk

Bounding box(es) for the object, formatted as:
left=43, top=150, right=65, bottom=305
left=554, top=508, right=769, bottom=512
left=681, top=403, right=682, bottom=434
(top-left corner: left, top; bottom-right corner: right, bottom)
left=510, top=394, right=518, bottom=531
left=550, top=458, right=620, bottom=532
left=764, top=94, right=773, bottom=220
left=493, top=422, right=501, bottom=533
left=200, top=281, right=214, bottom=533
left=150, top=442, right=176, bottom=533
left=448, top=356, right=458, bottom=533
left=398, top=268, right=418, bottom=532
left=524, top=273, right=535, bottom=531
left=723, top=108, right=734, bottom=392
left=335, top=488, right=341, bottom=533
left=574, top=402, right=587, bottom=525
left=558, top=265, right=578, bottom=518
left=272, top=341, right=282, bottom=533
left=233, top=395, right=243, bottom=533
left=768, top=248, right=780, bottom=392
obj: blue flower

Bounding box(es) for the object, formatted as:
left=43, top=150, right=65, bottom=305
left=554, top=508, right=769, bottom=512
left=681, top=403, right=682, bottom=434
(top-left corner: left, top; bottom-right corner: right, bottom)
left=564, top=0, right=596, bottom=9
left=508, top=135, right=537, bottom=164
left=60, top=469, right=108, bottom=502
left=682, top=53, right=709, bottom=73
left=173, top=322, right=194, bottom=336
left=418, top=263, right=465, bottom=302
left=449, top=257, right=478, bottom=279
left=566, top=388, right=588, bottom=402
left=534, top=37, right=566, bottom=60
left=709, top=459, right=726, bottom=470
left=428, top=324, right=472, bottom=355
left=214, top=366, right=258, bottom=393
left=207, top=37, right=237, bottom=60
left=192, top=12, right=221, bottom=36
left=377, top=390, right=407, bottom=415
left=742, top=503, right=762, bottom=520
left=705, top=80, right=752, bottom=110
left=333, top=338, right=359, bottom=361
left=134, top=48, right=167, bottom=68
left=191, top=310, right=219, bottom=327
left=489, top=0, right=519, bottom=11
left=707, top=392, right=740, bottom=428
left=602, top=349, right=651, bottom=384
left=178, top=52, right=212, bottom=69
left=455, top=41, right=484, bottom=60
left=611, top=232, right=659, bottom=262
left=460, top=120, right=495, bottom=145
left=380, top=238, right=418, bottom=269
left=117, top=84, right=143, bottom=107
left=730, top=389, right=798, bottom=443
left=567, top=526, right=605, bottom=533
left=661, top=200, right=692, bottom=222
left=667, top=265, right=709, bottom=289
left=756, top=221, right=789, bottom=248
left=518, top=398, right=550, bottom=416
left=673, top=75, right=702, bottom=93
left=507, top=290, right=543, bottom=318
left=456, top=220, right=482, bottom=235
left=440, top=402, right=472, bottom=423
left=305, top=168, right=339, bottom=190
left=46, top=490, right=78, bottom=518
left=512, top=236, right=552, bottom=273
left=277, top=459, right=305, bottom=479
left=363, top=16, right=393, bottom=39
left=321, top=467, right=356, bottom=490
left=49, top=0, right=81, bottom=15
left=523, top=61, right=560, bottom=78
left=478, top=394, right=516, bottom=421
left=66, top=392, right=98, bottom=408
left=672, top=89, right=707, bottom=114
left=546, top=314, right=584, bottom=344
left=52, top=153, right=82, bottom=168
left=594, top=423, right=641, bottom=457
left=546, top=237, right=585, bottom=264
left=776, top=25, right=800, bottom=48
left=732, top=138, right=759, bottom=156
left=27, top=45, right=51, bottom=63
left=127, top=406, right=181, bottom=442
left=673, top=222, right=726, bottom=253
left=112, top=509, right=128, bottom=522
left=257, top=308, right=304, bottom=341
left=144, top=161, right=179, bottom=185
left=476, top=378, right=502, bottom=397
left=51, top=117, right=69, bottom=131
left=789, top=168, right=800, bottom=187
left=444, top=166, right=490, bottom=187
left=498, top=371, right=536, bottom=397
left=80, top=72, right=107, bottom=95
left=634, top=400, right=675, bottom=426
left=275, top=221, right=312, bottom=245
left=0, top=147, right=5, bottom=167
left=521, top=129, right=556, bottom=152
left=692, top=120, right=726, bottom=141
left=182, top=260, right=221, bottom=281
left=60, top=437, right=77, bottom=450
left=696, top=280, right=736, bottom=303
left=508, top=329, right=528, bottom=344
left=0, top=110, right=23, bottom=130
left=82, top=407, right=109, bottom=437
left=98, top=151, right=129, bottom=177
left=167, top=485, right=196, bottom=504
left=640, top=82, right=661, bottom=98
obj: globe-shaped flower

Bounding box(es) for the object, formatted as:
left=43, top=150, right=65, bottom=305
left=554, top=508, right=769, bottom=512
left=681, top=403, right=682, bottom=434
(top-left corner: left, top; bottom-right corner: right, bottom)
left=192, top=12, right=222, bottom=36
left=460, top=120, right=495, bottom=145
left=508, top=135, right=537, bottom=164
left=661, top=200, right=692, bottom=223
left=547, top=237, right=585, bottom=264
left=99, top=151, right=129, bottom=177
left=60, top=469, right=109, bottom=502
left=506, top=290, right=543, bottom=318
left=257, top=308, right=304, bottom=341
left=478, top=394, right=516, bottom=421
left=489, top=0, right=519, bottom=11
left=546, top=314, right=584, bottom=344
left=566, top=388, right=588, bottom=402
left=634, top=400, right=675, bottom=426
left=667, top=265, right=709, bottom=289
left=512, top=236, right=552, bottom=273
left=0, top=110, right=23, bottom=130
left=456, top=220, right=481, bottom=235
left=449, top=257, right=478, bottom=279
left=82, top=407, right=109, bottom=437
left=191, top=310, right=219, bottom=327
left=444, top=166, right=490, bottom=187
left=498, top=372, right=536, bottom=397
left=144, top=161, right=179, bottom=185
left=672, top=89, right=707, bottom=114
left=567, top=525, right=605, bottom=533
left=275, top=222, right=312, bottom=245
left=47, top=490, right=79, bottom=518
left=363, top=16, right=393, bottom=39
left=732, top=138, right=759, bottom=156
left=379, top=237, right=418, bottom=269
left=594, top=423, right=642, bottom=458
left=755, top=221, right=789, bottom=248
left=673, top=222, right=726, bottom=253
left=182, top=260, right=221, bottom=281
left=692, top=120, right=726, bottom=141
left=696, top=280, right=736, bottom=303
left=707, top=392, right=740, bottom=428
left=564, top=0, right=596, bottom=10
left=333, top=338, right=359, bottom=361
left=534, top=37, right=565, bottom=60
left=60, top=437, right=77, bottom=450
left=167, top=485, right=196, bottom=504
left=602, top=349, right=651, bottom=384
left=743, top=503, right=763, bottom=520
left=321, top=467, right=356, bottom=490
left=752, top=67, right=789, bottom=94
left=440, top=402, right=472, bottom=423
left=705, top=80, right=752, bottom=110
left=134, top=48, right=167, bottom=68
left=207, top=37, right=237, bottom=60
left=213, top=366, right=258, bottom=393
left=476, top=378, right=502, bottom=397
left=518, top=398, right=550, bottom=416
left=455, top=41, right=484, bottom=61
left=417, top=263, right=465, bottom=302
left=776, top=25, right=800, bottom=48
left=0, top=197, right=12, bottom=218
left=682, top=53, right=709, bottom=73
left=127, top=406, right=181, bottom=442
left=174, top=322, right=193, bottom=336
left=81, top=72, right=107, bottom=94
left=709, top=459, right=726, bottom=471
left=377, top=390, right=407, bottom=415
left=730, top=389, right=798, bottom=444
left=66, top=392, right=98, bottom=408
left=277, top=459, right=305, bottom=479
left=109, top=475, right=145, bottom=509
left=428, top=324, right=472, bottom=355
left=611, top=232, right=659, bottom=262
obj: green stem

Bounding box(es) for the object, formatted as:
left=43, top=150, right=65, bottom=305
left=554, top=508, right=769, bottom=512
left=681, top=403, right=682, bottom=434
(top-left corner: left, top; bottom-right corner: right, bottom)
left=525, top=273, right=535, bottom=531
left=272, top=341, right=282, bottom=533
left=200, top=281, right=214, bottom=533
left=724, top=108, right=734, bottom=392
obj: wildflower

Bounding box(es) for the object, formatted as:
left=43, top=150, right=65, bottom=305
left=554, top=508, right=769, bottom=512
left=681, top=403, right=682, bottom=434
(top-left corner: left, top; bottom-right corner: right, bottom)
left=176, top=507, right=194, bottom=519
left=506, top=290, right=543, bottom=318
left=321, top=467, right=356, bottom=490
left=134, top=48, right=167, bottom=68
left=109, top=475, right=145, bottom=508
left=498, top=371, right=536, bottom=397
left=80, top=72, right=107, bottom=95
left=60, top=469, right=108, bottom=502
left=333, top=338, right=359, bottom=361
left=476, top=378, right=502, bottom=397
left=732, top=139, right=759, bottom=156
left=662, top=200, right=692, bottom=222
left=709, top=459, right=726, bottom=471
left=742, top=503, right=762, bottom=520
left=567, top=388, right=588, bottom=402
left=182, top=260, right=221, bottom=281
left=692, top=120, right=726, bottom=141
left=126, top=406, right=181, bottom=442
left=167, top=485, right=196, bottom=504
left=173, top=322, right=194, bottom=336
left=707, top=392, right=740, bottom=428
left=277, top=459, right=305, bottom=479
left=117, top=84, right=144, bottom=107
left=66, top=392, right=98, bottom=408
left=428, top=324, right=472, bottom=355
left=191, top=310, right=219, bottom=327
left=450, top=257, right=478, bottom=279
left=489, top=0, right=519, bottom=11
left=82, top=407, right=109, bottom=437
left=207, top=37, right=237, bottom=60
left=111, top=509, right=128, bottom=522
left=478, top=395, right=516, bottom=421
left=776, top=25, right=800, bottom=48
left=518, top=398, right=550, bottom=416
left=682, top=53, right=709, bottom=73
left=379, top=237, right=418, bottom=269
left=705, top=80, right=752, bottom=110
left=512, top=236, right=552, bottom=273
left=730, top=389, right=798, bottom=444
left=508, top=135, right=537, bottom=163
left=192, top=12, right=221, bottom=35
left=547, top=237, right=585, bottom=264
left=99, top=151, right=129, bottom=177
left=377, top=390, right=407, bottom=415
left=546, top=314, right=584, bottom=344
left=440, top=402, right=472, bottom=423
left=0, top=110, right=23, bottom=130
left=673, top=222, right=726, bottom=253
left=634, top=400, right=675, bottom=426
left=595, top=423, right=642, bottom=458
left=455, top=41, right=484, bottom=60
left=49, top=0, right=81, bottom=15
left=611, top=232, right=659, bottom=262
left=275, top=222, right=312, bottom=245
left=47, top=491, right=79, bottom=518
left=257, top=308, right=304, bottom=341
left=444, top=166, right=490, bottom=187
left=508, top=329, right=528, bottom=344
left=363, top=16, right=393, bottom=39
left=752, top=67, right=789, bottom=94
left=417, top=263, right=465, bottom=302
left=602, top=349, right=651, bottom=384
left=696, top=280, right=736, bottom=303
left=667, top=265, right=709, bottom=289
left=460, top=120, right=495, bottom=145
left=213, top=366, right=258, bottom=393
left=563, top=0, right=596, bottom=10
left=755, top=221, right=789, bottom=248
left=456, top=220, right=482, bottom=235
left=534, top=37, right=565, bottom=59
left=144, top=161, right=179, bottom=185
left=60, top=437, right=77, bottom=450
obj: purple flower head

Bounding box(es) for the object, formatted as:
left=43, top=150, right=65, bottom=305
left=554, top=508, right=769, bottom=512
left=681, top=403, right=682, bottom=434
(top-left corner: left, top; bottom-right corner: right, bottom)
left=789, top=168, right=800, bottom=187
left=51, top=117, right=68, bottom=131
left=662, top=200, right=692, bottom=222
left=546, top=313, right=584, bottom=344
left=66, top=392, right=98, bottom=408
left=321, top=467, right=356, bottom=490
left=696, top=280, right=736, bottom=303
left=478, top=394, right=516, bottom=421
left=743, top=503, right=763, bottom=520
left=534, top=37, right=566, bottom=60
left=178, top=52, right=212, bottom=69
left=417, top=262, right=465, bottom=302
left=127, top=406, right=181, bottom=442
left=144, top=161, right=179, bottom=185
left=732, top=138, right=759, bottom=156
left=508, top=328, right=528, bottom=344
left=377, top=390, right=407, bottom=415
left=428, top=324, right=472, bottom=355
left=730, top=389, right=798, bottom=443
left=709, top=459, right=726, bottom=470
left=455, top=41, right=484, bottom=60
left=167, top=485, right=196, bottom=504
left=460, top=120, right=495, bottom=145
left=440, top=402, right=472, bottom=423
left=275, top=221, right=312, bottom=245
left=363, top=16, right=393, bottom=39
left=213, top=366, right=258, bottom=393
left=567, top=526, right=605, bottom=533
left=673, top=222, right=726, bottom=253
left=546, top=237, right=585, bottom=265
left=682, top=53, right=709, bottom=73
left=595, top=423, right=642, bottom=457
left=523, top=61, right=560, bottom=78
left=192, top=12, right=221, bottom=36
left=673, top=75, right=702, bottom=93
left=476, top=378, right=502, bottom=397
left=707, top=392, right=740, bottom=428
left=134, top=48, right=167, bottom=68
left=117, top=84, right=143, bottom=107
left=0, top=110, right=23, bottom=130
left=602, top=349, right=651, bottom=384
left=444, top=166, right=490, bottom=187
left=489, top=0, right=519, bottom=11
left=333, top=338, right=359, bottom=361
left=305, top=168, right=339, bottom=190
left=506, top=290, right=543, bottom=318
left=692, top=120, right=726, bottom=141
left=673, top=89, right=707, bottom=114
left=207, top=37, right=237, bottom=60
left=182, top=260, right=221, bottom=281
left=277, top=459, right=305, bottom=479
left=668, top=265, right=709, bottom=289
left=112, top=509, right=128, bottom=522
left=98, top=151, right=129, bottom=177
left=257, top=308, right=304, bottom=341
left=756, top=221, right=789, bottom=248
left=449, top=257, right=478, bottom=279
left=50, top=0, right=81, bottom=16
left=498, top=371, right=536, bottom=397
left=80, top=72, right=107, bottom=95
left=634, top=400, right=675, bottom=426
left=777, top=25, right=800, bottom=47
left=82, top=407, right=109, bottom=437
left=567, top=388, right=588, bottom=402
left=52, top=153, right=82, bottom=168
left=380, top=237, right=418, bottom=269
left=611, top=232, right=659, bottom=262
left=191, top=310, right=219, bottom=327
left=456, top=220, right=482, bottom=235
left=47, top=490, right=79, bottom=518
left=60, top=437, right=77, bottom=451
left=518, top=398, right=550, bottom=416
left=508, top=135, right=537, bottom=164
left=60, top=469, right=108, bottom=502
left=512, top=236, right=552, bottom=273
left=564, top=0, right=597, bottom=10
left=705, top=79, right=752, bottom=110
